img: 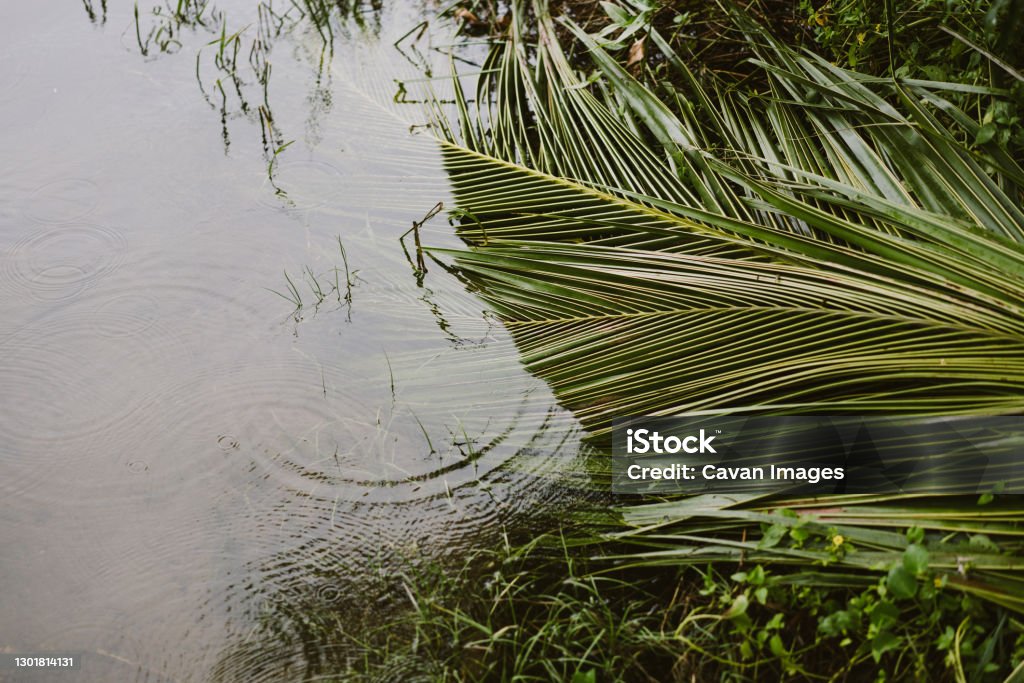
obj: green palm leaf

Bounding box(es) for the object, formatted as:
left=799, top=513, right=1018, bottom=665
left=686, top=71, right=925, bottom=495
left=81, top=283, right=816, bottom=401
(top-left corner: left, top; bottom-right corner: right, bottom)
left=423, top=0, right=1024, bottom=424
left=414, top=0, right=1024, bottom=609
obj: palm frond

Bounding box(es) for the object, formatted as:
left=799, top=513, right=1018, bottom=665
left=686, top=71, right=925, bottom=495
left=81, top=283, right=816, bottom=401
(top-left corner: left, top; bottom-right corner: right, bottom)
left=423, top=2, right=1024, bottom=424
left=416, top=0, right=1024, bottom=608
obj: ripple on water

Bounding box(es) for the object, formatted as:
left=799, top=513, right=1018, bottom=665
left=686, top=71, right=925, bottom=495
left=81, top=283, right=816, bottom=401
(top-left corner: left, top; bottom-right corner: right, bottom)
left=0, top=242, right=280, bottom=505
left=91, top=292, right=161, bottom=338
left=258, top=160, right=346, bottom=210
left=0, top=47, right=29, bottom=96
left=38, top=623, right=176, bottom=683
left=199, top=489, right=560, bottom=682
left=153, top=360, right=415, bottom=500
left=0, top=306, right=183, bottom=499
left=0, top=223, right=126, bottom=302
left=24, top=178, right=100, bottom=223
left=98, top=342, right=558, bottom=510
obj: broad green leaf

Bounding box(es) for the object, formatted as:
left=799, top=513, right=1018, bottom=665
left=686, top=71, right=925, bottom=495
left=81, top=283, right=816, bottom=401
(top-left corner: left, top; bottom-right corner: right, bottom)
left=902, top=544, right=930, bottom=575
left=886, top=566, right=918, bottom=599
left=871, top=631, right=902, bottom=662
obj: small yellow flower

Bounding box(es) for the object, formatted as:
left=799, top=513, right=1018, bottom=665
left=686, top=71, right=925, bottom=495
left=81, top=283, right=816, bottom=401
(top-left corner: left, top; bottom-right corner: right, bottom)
left=856, top=32, right=866, bottom=45
left=933, top=577, right=943, bottom=588
left=832, top=534, right=844, bottom=547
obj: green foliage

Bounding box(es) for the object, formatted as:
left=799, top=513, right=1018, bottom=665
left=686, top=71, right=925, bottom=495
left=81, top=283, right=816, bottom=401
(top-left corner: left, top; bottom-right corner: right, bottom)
left=667, top=524, right=1024, bottom=679
left=339, top=531, right=1024, bottom=681
left=794, top=0, right=1024, bottom=161
left=797, top=0, right=1021, bottom=73
left=582, top=0, right=1024, bottom=171
left=426, top=0, right=1024, bottom=427
left=339, top=536, right=679, bottom=682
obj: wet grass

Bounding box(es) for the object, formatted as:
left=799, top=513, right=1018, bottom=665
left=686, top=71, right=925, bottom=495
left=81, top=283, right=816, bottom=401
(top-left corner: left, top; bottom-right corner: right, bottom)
left=267, top=240, right=360, bottom=320
left=338, top=525, right=1024, bottom=682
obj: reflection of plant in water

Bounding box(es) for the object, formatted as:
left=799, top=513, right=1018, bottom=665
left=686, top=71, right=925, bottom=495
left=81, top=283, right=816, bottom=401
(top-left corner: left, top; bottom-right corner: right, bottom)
left=81, top=0, right=108, bottom=25
left=207, top=563, right=385, bottom=682
left=125, top=0, right=388, bottom=161
left=205, top=409, right=580, bottom=682
left=399, top=201, right=443, bottom=286
left=132, top=0, right=218, bottom=56
left=335, top=236, right=356, bottom=309
left=264, top=138, right=294, bottom=191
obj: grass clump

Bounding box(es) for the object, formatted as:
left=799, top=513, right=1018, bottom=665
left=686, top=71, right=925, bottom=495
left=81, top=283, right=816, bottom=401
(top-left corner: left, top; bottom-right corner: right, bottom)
left=343, top=527, right=1024, bottom=681
left=552, top=0, right=1024, bottom=161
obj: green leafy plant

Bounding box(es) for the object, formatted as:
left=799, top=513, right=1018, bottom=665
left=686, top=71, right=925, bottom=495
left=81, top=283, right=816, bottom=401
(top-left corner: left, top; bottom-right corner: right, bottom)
left=328, top=526, right=1023, bottom=681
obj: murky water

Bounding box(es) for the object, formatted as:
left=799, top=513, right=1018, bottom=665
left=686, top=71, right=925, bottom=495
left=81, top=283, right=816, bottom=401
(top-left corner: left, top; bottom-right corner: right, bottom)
left=0, top=2, right=583, bottom=680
